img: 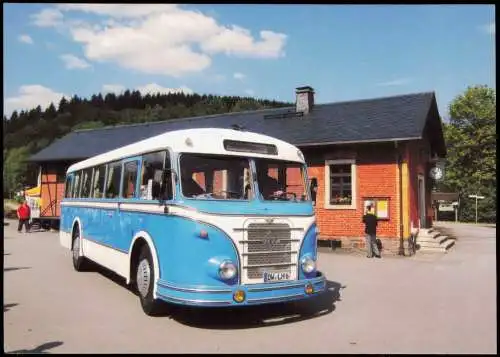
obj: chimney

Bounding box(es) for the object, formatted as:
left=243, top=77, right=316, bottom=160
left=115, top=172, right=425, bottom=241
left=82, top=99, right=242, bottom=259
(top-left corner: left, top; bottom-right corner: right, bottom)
left=295, top=86, right=315, bottom=114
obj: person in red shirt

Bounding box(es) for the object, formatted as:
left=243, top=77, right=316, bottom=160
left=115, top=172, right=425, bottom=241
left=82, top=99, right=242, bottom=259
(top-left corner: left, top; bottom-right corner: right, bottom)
left=17, top=199, right=31, bottom=233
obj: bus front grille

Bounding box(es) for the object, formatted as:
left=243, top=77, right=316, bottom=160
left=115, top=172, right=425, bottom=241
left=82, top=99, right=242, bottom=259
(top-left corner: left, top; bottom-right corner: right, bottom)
left=244, top=223, right=293, bottom=280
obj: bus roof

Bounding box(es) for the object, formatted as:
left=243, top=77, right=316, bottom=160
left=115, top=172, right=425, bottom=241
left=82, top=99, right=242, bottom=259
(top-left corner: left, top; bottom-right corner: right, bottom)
left=67, top=128, right=305, bottom=173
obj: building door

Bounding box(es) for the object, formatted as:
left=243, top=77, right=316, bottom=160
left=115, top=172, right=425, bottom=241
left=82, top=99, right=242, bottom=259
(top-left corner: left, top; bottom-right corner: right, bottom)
left=417, top=174, right=426, bottom=228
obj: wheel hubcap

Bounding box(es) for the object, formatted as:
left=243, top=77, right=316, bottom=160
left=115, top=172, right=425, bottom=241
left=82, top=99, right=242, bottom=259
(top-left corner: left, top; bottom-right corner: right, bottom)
left=73, top=235, right=80, bottom=261
left=137, top=259, right=151, bottom=298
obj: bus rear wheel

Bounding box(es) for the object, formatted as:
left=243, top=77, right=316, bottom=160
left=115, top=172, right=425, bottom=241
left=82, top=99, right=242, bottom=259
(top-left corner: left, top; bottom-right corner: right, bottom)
left=72, top=229, right=88, bottom=272
left=136, top=245, right=161, bottom=316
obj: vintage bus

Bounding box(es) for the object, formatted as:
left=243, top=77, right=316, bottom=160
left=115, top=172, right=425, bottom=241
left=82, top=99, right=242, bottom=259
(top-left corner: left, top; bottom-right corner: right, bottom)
left=60, top=128, right=326, bottom=315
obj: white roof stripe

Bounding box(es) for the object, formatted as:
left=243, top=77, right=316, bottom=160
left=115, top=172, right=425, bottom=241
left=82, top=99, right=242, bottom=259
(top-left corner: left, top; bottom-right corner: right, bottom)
left=67, top=128, right=305, bottom=173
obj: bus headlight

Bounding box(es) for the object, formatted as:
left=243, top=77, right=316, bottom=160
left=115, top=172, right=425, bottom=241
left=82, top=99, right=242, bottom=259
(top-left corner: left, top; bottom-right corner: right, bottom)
left=219, top=261, right=237, bottom=280
left=301, top=256, right=316, bottom=274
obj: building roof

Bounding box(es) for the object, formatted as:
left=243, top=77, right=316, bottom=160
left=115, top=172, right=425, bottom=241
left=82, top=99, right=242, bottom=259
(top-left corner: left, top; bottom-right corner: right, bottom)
left=431, top=192, right=459, bottom=202
left=29, top=91, right=446, bottom=162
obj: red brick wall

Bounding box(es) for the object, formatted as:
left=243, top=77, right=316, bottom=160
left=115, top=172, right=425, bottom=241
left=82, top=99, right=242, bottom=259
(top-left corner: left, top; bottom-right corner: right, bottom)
left=304, top=144, right=400, bottom=239
left=406, top=139, right=433, bottom=229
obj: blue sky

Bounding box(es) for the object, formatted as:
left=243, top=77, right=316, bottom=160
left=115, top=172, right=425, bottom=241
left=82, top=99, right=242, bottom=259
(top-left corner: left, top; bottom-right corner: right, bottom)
left=3, top=4, right=495, bottom=119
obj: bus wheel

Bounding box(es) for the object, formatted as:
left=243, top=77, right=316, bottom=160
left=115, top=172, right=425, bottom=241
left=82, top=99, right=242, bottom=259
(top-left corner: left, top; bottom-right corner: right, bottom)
left=72, top=229, right=88, bottom=272
left=136, top=245, right=161, bottom=316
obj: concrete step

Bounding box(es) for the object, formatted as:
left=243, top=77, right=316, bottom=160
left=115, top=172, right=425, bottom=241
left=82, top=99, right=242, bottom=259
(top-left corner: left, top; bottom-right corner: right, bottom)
left=417, top=235, right=454, bottom=245
left=418, top=231, right=441, bottom=239
left=419, top=228, right=435, bottom=235
left=417, top=239, right=455, bottom=253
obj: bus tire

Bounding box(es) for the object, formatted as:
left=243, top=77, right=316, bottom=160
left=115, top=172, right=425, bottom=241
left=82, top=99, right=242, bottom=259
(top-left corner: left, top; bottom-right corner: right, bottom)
left=136, top=245, right=161, bottom=316
left=72, top=228, right=88, bottom=272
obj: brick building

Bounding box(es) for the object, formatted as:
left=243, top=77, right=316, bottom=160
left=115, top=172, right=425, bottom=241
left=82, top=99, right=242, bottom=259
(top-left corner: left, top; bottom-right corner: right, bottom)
left=29, top=86, right=446, bottom=253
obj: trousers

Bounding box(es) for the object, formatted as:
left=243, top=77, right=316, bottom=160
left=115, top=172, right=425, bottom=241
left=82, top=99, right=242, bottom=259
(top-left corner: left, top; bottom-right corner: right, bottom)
left=365, top=233, right=380, bottom=257
left=18, top=219, right=30, bottom=232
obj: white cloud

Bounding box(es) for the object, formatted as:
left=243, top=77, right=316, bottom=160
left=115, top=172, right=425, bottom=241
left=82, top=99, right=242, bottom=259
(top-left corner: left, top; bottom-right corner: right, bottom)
left=30, top=8, right=63, bottom=27
left=60, top=54, right=91, bottom=69
left=4, top=85, right=68, bottom=115
left=376, top=77, right=413, bottom=87
left=57, top=4, right=178, bottom=18
left=136, top=83, right=193, bottom=95
left=18, top=34, right=34, bottom=44
left=480, top=22, right=495, bottom=35
left=244, top=89, right=255, bottom=96
left=201, top=28, right=286, bottom=58
left=234, top=72, right=246, bottom=80
left=31, top=5, right=287, bottom=77
left=102, top=84, right=126, bottom=94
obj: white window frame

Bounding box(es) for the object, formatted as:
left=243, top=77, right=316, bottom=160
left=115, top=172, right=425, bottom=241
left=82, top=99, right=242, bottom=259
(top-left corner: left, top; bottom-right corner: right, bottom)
left=324, top=159, right=357, bottom=210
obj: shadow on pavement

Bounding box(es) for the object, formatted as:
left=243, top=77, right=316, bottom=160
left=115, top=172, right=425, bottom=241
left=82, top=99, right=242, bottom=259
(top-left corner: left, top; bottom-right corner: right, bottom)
left=4, top=267, right=31, bottom=272
left=4, top=253, right=11, bottom=256
left=4, top=303, right=19, bottom=312
left=154, top=280, right=343, bottom=329
left=87, top=261, right=344, bottom=329
left=7, top=341, right=64, bottom=354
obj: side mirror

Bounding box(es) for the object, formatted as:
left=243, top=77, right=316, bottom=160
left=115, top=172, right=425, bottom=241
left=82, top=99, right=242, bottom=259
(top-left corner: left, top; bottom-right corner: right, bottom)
left=309, top=178, right=318, bottom=205
left=163, top=168, right=178, bottom=183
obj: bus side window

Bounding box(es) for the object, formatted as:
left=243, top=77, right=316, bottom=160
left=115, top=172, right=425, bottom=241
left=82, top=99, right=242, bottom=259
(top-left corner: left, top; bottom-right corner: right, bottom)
left=65, top=175, right=74, bottom=198
left=122, top=161, right=139, bottom=199
left=140, top=151, right=167, bottom=200
left=106, top=161, right=122, bottom=199
left=92, top=165, right=106, bottom=198
left=72, top=171, right=81, bottom=198
left=80, top=168, right=93, bottom=198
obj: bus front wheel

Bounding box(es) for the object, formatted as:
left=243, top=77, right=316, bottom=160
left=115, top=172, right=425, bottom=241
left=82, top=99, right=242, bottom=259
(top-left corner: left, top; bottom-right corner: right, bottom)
left=136, top=245, right=161, bottom=316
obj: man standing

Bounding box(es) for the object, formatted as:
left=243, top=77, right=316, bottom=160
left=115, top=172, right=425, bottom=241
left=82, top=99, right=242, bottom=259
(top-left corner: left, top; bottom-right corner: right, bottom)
left=362, top=204, right=380, bottom=258
left=17, top=199, right=31, bottom=233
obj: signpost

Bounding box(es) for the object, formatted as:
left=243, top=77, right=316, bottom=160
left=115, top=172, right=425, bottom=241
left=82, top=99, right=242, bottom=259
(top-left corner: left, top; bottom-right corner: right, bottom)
left=468, top=194, right=485, bottom=224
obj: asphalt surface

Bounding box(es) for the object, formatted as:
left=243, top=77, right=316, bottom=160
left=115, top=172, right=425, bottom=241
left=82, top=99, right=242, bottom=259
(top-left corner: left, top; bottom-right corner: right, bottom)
left=3, top=219, right=497, bottom=354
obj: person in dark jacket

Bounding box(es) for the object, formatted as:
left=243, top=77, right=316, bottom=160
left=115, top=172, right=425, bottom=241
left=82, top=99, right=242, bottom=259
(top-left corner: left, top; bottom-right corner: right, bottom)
left=362, top=204, right=380, bottom=258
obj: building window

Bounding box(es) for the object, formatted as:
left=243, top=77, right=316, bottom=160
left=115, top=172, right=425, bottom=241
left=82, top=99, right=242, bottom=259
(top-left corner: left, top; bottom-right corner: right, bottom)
left=324, top=159, right=356, bottom=209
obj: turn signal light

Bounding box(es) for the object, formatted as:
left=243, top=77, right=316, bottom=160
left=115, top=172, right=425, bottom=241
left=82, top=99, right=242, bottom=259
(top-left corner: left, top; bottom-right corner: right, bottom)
left=305, top=283, right=314, bottom=295
left=233, top=290, right=246, bottom=303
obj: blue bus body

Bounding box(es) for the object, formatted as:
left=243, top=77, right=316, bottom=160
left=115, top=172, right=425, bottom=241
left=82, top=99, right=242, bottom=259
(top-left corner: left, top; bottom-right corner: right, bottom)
left=60, top=129, right=326, bottom=313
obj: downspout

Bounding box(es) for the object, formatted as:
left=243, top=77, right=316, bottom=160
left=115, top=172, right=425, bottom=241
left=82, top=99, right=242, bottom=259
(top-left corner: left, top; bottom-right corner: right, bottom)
left=396, top=141, right=405, bottom=256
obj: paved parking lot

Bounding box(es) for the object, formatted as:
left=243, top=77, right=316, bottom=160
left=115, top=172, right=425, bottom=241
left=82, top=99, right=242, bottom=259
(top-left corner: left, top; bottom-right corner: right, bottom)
left=3, top=219, right=496, bottom=354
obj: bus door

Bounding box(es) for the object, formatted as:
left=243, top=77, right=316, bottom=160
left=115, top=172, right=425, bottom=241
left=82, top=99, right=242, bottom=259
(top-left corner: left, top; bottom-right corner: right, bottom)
left=115, top=156, right=142, bottom=252
left=102, top=160, right=124, bottom=248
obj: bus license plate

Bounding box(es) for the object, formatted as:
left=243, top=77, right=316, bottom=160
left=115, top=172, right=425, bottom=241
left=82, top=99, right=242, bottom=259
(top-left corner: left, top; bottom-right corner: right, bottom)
left=264, top=271, right=290, bottom=282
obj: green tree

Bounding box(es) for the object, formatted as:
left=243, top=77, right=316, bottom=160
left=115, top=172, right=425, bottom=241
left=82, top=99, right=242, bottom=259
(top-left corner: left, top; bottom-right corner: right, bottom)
left=440, top=85, right=496, bottom=223
left=3, top=146, right=31, bottom=197
left=72, top=121, right=106, bottom=131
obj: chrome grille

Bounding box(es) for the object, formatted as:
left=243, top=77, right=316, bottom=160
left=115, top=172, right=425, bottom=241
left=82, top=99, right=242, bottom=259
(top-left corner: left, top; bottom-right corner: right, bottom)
left=245, top=223, right=292, bottom=280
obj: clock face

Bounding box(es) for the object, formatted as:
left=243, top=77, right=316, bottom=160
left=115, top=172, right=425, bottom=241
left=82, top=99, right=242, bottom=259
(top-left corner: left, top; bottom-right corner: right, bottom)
left=430, top=167, right=443, bottom=180
left=297, top=93, right=308, bottom=111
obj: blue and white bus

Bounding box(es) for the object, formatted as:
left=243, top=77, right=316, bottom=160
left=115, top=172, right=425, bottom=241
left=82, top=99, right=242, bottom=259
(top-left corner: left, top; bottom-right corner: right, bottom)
left=60, top=128, right=326, bottom=315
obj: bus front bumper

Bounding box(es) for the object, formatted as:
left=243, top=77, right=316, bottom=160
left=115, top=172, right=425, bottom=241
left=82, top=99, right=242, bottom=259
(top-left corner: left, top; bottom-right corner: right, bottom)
left=155, top=271, right=326, bottom=307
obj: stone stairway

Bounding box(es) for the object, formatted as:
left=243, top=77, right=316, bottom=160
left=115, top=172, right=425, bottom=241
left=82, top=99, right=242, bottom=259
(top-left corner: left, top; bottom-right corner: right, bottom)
left=416, top=227, right=456, bottom=253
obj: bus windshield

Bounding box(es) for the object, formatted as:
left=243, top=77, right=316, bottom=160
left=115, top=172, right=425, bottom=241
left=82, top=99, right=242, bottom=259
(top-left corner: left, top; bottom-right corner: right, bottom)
left=180, top=154, right=309, bottom=202
left=254, top=158, right=310, bottom=202
left=180, top=154, right=251, bottom=200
